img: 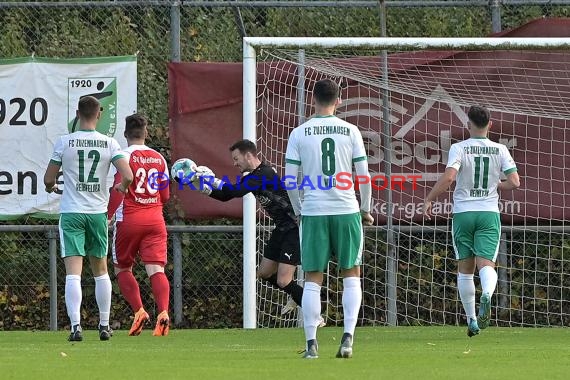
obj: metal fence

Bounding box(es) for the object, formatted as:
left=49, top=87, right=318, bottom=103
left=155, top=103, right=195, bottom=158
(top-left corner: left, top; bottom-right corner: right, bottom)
left=0, top=225, right=244, bottom=330
left=1, top=0, right=570, bottom=330
left=2, top=224, right=568, bottom=330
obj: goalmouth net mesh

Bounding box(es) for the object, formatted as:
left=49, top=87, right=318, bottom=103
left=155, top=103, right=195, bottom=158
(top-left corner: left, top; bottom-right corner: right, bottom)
left=251, top=40, right=570, bottom=328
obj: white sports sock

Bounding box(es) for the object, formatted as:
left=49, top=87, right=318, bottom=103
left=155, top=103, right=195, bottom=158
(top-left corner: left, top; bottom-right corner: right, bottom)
left=65, top=275, right=82, bottom=327
left=457, top=272, right=476, bottom=320
left=479, top=265, right=498, bottom=298
left=342, top=277, right=362, bottom=336
left=94, top=273, right=112, bottom=327
left=301, top=282, right=321, bottom=342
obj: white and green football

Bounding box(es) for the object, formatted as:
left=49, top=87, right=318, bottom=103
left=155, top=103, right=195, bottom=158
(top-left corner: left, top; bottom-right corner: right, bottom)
left=170, top=158, right=198, bottom=183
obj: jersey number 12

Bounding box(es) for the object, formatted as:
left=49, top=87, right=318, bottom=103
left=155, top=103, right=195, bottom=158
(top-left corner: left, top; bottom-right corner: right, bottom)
left=78, top=149, right=100, bottom=183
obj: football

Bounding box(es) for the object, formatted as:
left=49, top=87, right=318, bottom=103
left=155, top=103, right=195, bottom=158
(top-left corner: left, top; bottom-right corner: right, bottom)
left=170, top=158, right=198, bottom=183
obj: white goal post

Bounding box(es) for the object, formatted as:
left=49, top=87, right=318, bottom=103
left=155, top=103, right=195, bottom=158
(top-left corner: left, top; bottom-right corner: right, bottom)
left=242, top=37, right=570, bottom=329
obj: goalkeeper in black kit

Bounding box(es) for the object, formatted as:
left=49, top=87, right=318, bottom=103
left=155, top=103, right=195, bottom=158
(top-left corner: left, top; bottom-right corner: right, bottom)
left=194, top=139, right=324, bottom=324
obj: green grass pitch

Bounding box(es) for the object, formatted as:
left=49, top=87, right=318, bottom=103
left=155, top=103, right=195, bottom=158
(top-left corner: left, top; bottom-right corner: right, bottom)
left=2, top=326, right=569, bottom=380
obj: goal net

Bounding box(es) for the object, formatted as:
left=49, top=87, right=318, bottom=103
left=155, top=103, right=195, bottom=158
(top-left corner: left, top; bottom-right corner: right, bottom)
left=244, top=38, right=570, bottom=328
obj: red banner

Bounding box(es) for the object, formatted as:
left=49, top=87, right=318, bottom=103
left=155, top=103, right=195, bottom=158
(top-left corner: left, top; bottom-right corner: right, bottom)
left=168, top=19, right=570, bottom=224
left=168, top=62, right=244, bottom=219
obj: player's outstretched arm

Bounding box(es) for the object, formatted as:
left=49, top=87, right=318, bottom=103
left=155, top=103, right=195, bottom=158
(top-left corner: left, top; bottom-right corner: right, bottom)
left=284, top=162, right=301, bottom=216
left=284, top=129, right=302, bottom=215
left=112, top=157, right=134, bottom=193
left=207, top=175, right=257, bottom=201
left=43, top=162, right=60, bottom=193
left=423, top=167, right=457, bottom=219
left=44, top=137, right=63, bottom=193
left=107, top=171, right=124, bottom=219
left=191, top=165, right=259, bottom=201
left=498, top=171, right=520, bottom=191
left=159, top=159, right=171, bottom=204
left=354, top=160, right=373, bottom=225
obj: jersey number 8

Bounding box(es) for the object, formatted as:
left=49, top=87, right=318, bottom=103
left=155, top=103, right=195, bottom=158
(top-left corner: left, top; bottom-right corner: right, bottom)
left=321, top=138, right=336, bottom=176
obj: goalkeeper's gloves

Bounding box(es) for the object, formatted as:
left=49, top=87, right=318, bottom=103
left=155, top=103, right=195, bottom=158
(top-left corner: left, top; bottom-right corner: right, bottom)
left=195, top=165, right=213, bottom=176
left=194, top=166, right=223, bottom=194
left=199, top=182, right=213, bottom=195
left=195, top=179, right=222, bottom=196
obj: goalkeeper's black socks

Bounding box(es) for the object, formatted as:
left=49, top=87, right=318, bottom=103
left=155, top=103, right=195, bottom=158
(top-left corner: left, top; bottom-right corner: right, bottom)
left=282, top=280, right=303, bottom=305
left=264, top=274, right=303, bottom=306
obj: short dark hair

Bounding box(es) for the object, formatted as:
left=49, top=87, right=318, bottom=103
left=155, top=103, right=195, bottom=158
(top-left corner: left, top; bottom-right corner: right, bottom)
left=229, top=139, right=257, bottom=155
left=125, top=113, right=148, bottom=139
left=313, top=79, right=339, bottom=106
left=468, top=106, right=491, bottom=128
left=77, top=96, right=101, bottom=120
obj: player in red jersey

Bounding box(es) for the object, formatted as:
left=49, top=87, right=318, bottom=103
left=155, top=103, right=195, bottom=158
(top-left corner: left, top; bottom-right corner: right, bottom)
left=108, top=114, right=171, bottom=336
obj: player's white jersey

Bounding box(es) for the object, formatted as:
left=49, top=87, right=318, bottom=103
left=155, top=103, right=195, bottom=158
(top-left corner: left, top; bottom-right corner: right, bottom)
left=285, top=115, right=367, bottom=216
left=50, top=130, right=124, bottom=213
left=447, top=137, right=517, bottom=213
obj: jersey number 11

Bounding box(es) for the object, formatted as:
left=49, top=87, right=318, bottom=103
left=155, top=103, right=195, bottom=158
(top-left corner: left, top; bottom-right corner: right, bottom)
left=473, top=156, right=489, bottom=189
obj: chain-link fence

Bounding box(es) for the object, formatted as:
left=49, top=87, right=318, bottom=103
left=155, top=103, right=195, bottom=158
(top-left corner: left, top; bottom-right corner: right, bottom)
left=2, top=225, right=567, bottom=330
left=1, top=0, right=569, bottom=330
left=0, top=225, right=244, bottom=330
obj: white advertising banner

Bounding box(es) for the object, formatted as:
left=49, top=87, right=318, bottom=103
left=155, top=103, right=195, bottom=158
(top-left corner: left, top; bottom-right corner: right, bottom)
left=0, top=56, right=137, bottom=219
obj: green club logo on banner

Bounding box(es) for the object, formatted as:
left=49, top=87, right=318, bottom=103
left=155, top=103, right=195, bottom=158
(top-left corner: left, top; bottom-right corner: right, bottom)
left=67, top=77, right=117, bottom=137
